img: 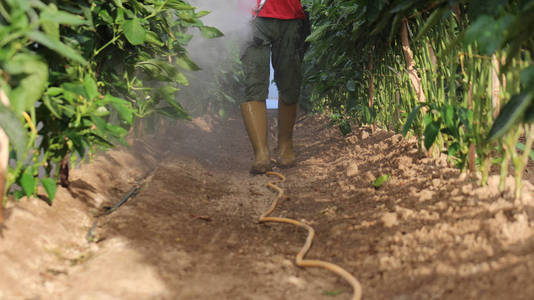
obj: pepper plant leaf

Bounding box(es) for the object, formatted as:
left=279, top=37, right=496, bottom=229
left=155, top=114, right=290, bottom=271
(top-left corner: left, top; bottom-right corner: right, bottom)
left=424, top=121, right=440, bottom=150
left=40, top=177, right=57, bottom=204
left=402, top=105, right=423, bottom=137
left=27, top=31, right=87, bottom=64
left=488, top=91, right=534, bottom=141
left=0, top=103, right=27, bottom=160
left=20, top=169, right=36, bottom=197
left=123, top=18, right=146, bottom=45
left=199, top=26, right=223, bottom=39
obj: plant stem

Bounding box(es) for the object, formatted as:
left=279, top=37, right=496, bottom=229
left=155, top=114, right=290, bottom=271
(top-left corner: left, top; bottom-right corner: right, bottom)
left=93, top=34, right=120, bottom=57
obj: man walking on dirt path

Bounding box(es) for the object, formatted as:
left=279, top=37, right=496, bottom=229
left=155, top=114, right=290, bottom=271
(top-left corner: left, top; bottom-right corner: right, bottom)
left=240, top=0, right=308, bottom=174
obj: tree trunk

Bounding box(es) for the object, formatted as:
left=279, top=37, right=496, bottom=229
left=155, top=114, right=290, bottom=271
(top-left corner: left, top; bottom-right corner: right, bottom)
left=491, top=54, right=501, bottom=118
left=0, top=89, right=10, bottom=224
left=401, top=18, right=426, bottom=106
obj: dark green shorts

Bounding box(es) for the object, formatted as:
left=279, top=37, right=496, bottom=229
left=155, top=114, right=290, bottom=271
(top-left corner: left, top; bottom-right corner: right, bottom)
left=241, top=17, right=306, bottom=105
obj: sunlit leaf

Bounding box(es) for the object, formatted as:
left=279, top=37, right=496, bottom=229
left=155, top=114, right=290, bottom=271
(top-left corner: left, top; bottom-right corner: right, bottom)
left=27, top=31, right=87, bottom=64
left=20, top=170, right=36, bottom=197
left=41, top=7, right=88, bottom=26
left=84, top=74, right=99, bottom=100
left=4, top=53, right=49, bottom=112
left=105, top=94, right=133, bottom=124
left=123, top=18, right=146, bottom=45
left=199, top=26, right=223, bottom=39
left=40, top=177, right=57, bottom=204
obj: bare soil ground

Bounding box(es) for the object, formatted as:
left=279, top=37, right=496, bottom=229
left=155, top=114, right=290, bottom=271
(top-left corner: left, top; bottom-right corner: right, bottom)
left=1, top=113, right=534, bottom=300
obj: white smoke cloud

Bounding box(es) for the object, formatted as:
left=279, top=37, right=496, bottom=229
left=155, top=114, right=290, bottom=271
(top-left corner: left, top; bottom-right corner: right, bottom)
left=186, top=0, right=255, bottom=68
left=177, top=1, right=256, bottom=115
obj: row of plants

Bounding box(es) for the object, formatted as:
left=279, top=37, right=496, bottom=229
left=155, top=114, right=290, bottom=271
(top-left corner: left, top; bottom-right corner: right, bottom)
left=303, top=0, right=534, bottom=199
left=0, top=0, right=222, bottom=214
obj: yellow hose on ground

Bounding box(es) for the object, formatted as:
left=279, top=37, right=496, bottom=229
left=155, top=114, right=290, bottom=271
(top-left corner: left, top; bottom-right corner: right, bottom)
left=259, top=171, right=362, bottom=300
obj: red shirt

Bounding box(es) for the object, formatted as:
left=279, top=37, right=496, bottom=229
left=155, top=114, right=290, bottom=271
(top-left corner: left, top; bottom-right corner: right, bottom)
left=255, top=0, right=306, bottom=19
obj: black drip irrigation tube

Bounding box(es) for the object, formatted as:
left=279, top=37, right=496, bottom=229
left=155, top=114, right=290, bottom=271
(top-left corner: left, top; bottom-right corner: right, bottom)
left=86, top=168, right=157, bottom=243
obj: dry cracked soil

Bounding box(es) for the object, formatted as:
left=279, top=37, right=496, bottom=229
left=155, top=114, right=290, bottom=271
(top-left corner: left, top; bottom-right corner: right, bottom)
left=1, top=112, right=534, bottom=300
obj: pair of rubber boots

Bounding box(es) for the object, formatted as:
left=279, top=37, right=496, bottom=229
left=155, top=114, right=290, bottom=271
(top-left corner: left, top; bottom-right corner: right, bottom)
left=241, top=100, right=297, bottom=174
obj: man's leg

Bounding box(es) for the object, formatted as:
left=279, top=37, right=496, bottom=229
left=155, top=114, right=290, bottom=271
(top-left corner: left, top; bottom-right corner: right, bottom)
left=240, top=100, right=271, bottom=174
left=241, top=18, right=274, bottom=174
left=271, top=19, right=305, bottom=167
left=277, top=99, right=297, bottom=167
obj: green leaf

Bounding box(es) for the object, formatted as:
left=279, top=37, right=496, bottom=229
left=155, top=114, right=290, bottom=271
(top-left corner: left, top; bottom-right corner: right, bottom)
left=338, top=120, right=352, bottom=136
left=464, top=15, right=513, bottom=55
left=520, top=65, right=534, bottom=89
left=402, top=105, right=422, bottom=136
left=42, top=95, right=62, bottom=118
left=0, top=103, right=27, bottom=160
left=136, top=59, right=189, bottom=84
left=516, top=142, right=534, bottom=163
left=122, top=18, right=146, bottom=45
left=66, top=132, right=87, bottom=158
left=165, top=1, right=195, bottom=10
left=112, top=0, right=123, bottom=8
left=441, top=105, right=455, bottom=130
left=40, top=4, right=60, bottom=40
left=115, top=8, right=125, bottom=24
left=104, top=94, right=133, bottom=124
left=46, top=87, right=64, bottom=97
left=41, top=7, right=88, bottom=26
left=98, top=9, right=114, bottom=25
left=27, top=31, right=87, bottom=64
left=40, top=177, right=57, bottom=204
left=84, top=74, right=99, bottom=100
left=487, top=91, right=534, bottom=141
left=89, top=132, right=114, bottom=147
left=91, top=116, right=127, bottom=138
left=155, top=86, right=189, bottom=120
left=178, top=11, right=197, bottom=23
left=196, top=10, right=211, bottom=18
left=176, top=55, right=200, bottom=71
left=145, top=31, right=165, bottom=47
left=306, top=23, right=329, bottom=43
left=373, top=174, right=390, bottom=189
left=524, top=102, right=534, bottom=123
left=469, top=0, right=508, bottom=18
left=424, top=121, right=440, bottom=150
left=4, top=53, right=49, bottom=112
left=199, top=26, right=223, bottom=39
left=20, top=170, right=36, bottom=197
left=414, top=7, right=448, bottom=41
left=105, top=123, right=128, bottom=137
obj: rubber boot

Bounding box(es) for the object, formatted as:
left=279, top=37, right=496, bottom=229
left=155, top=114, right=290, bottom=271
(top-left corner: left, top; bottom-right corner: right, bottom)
left=241, top=101, right=272, bottom=174
left=278, top=101, right=297, bottom=168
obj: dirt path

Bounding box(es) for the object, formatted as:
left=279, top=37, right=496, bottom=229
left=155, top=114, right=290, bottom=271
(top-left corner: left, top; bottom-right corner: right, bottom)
left=1, top=113, right=534, bottom=300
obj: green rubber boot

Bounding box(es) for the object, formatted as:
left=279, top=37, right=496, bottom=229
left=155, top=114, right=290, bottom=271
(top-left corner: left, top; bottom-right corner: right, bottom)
left=241, top=101, right=272, bottom=174
left=278, top=100, right=297, bottom=168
